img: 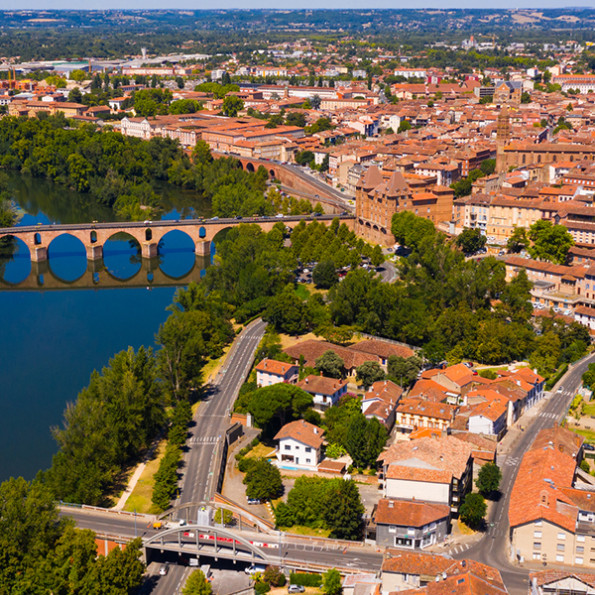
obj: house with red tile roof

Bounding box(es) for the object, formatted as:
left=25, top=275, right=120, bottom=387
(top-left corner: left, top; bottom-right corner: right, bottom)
left=530, top=570, right=595, bottom=595
left=273, top=420, right=324, bottom=471
left=381, top=551, right=506, bottom=594
left=255, top=358, right=299, bottom=388
left=374, top=498, right=450, bottom=549
left=507, top=426, right=595, bottom=568
left=395, top=399, right=457, bottom=434
left=379, top=435, right=474, bottom=513
left=361, top=380, right=403, bottom=429
left=296, top=375, right=348, bottom=411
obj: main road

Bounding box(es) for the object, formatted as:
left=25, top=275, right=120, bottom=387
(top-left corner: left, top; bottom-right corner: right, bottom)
left=178, top=317, right=267, bottom=507
left=453, top=353, right=595, bottom=594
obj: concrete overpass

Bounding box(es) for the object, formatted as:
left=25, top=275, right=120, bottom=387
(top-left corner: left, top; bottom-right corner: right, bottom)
left=0, top=214, right=355, bottom=263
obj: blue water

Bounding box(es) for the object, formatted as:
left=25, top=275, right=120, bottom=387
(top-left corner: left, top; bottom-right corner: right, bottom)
left=0, top=210, right=210, bottom=481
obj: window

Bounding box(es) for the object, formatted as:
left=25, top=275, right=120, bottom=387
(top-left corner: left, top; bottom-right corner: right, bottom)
left=284, top=445, right=291, bottom=451
left=558, top=533, right=566, bottom=540
left=578, top=535, right=586, bottom=543
left=534, top=531, right=542, bottom=538
left=388, top=526, right=397, bottom=533
left=556, top=554, right=565, bottom=562
left=305, top=447, right=312, bottom=453
left=535, top=521, right=542, bottom=527
left=577, top=546, right=585, bottom=554
left=533, top=542, right=542, bottom=550
left=306, top=459, right=311, bottom=464
left=576, top=557, right=584, bottom=565
left=557, top=544, right=565, bottom=552
left=533, top=553, right=541, bottom=560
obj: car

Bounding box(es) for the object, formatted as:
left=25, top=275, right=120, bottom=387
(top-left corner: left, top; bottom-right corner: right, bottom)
left=159, top=564, right=169, bottom=576
left=244, top=564, right=266, bottom=575
left=178, top=519, right=187, bottom=526
left=288, top=586, right=306, bottom=593
left=247, top=498, right=261, bottom=505
left=557, top=386, right=563, bottom=393
left=211, top=216, right=219, bottom=221
left=585, top=444, right=595, bottom=451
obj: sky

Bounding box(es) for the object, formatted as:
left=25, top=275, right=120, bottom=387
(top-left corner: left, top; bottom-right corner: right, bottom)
left=3, top=1, right=595, bottom=9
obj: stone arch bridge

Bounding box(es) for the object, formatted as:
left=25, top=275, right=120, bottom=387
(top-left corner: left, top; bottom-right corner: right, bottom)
left=0, top=214, right=355, bottom=263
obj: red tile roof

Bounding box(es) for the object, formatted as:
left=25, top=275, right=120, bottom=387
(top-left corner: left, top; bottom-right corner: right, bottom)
left=375, top=498, right=450, bottom=527
left=274, top=420, right=324, bottom=449
left=255, top=358, right=297, bottom=376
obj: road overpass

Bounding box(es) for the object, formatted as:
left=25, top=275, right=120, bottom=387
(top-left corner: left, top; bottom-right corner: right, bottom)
left=0, top=214, right=355, bottom=263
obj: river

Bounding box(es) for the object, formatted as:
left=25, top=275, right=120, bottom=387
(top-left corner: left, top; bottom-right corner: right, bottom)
left=0, top=174, right=213, bottom=482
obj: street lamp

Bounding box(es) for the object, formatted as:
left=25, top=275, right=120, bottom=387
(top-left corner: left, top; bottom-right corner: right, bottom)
left=134, top=509, right=137, bottom=538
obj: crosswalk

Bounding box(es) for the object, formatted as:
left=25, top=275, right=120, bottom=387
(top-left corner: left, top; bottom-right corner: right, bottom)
left=189, top=436, right=219, bottom=444
left=539, top=411, right=559, bottom=420
left=446, top=542, right=471, bottom=556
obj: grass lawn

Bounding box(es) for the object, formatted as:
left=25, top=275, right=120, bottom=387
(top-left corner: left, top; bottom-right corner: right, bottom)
left=583, top=402, right=595, bottom=417
left=245, top=442, right=276, bottom=459
left=123, top=440, right=167, bottom=514
left=570, top=427, right=595, bottom=443
left=295, top=284, right=311, bottom=300
left=456, top=520, right=477, bottom=535
left=284, top=525, right=331, bottom=538
left=279, top=331, right=319, bottom=350
left=201, top=343, right=233, bottom=385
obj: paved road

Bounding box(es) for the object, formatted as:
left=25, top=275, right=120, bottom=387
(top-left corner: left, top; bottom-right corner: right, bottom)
left=378, top=259, right=397, bottom=283
left=178, top=318, right=267, bottom=508
left=453, top=353, right=595, bottom=594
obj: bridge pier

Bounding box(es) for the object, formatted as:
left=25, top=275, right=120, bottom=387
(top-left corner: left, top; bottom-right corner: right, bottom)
left=195, top=240, right=210, bottom=257
left=30, top=245, right=48, bottom=262
left=86, top=244, right=103, bottom=261
left=141, top=242, right=158, bottom=259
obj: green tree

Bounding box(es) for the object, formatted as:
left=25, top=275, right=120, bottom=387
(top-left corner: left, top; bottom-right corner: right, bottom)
left=263, top=566, right=286, bottom=587
left=274, top=501, right=294, bottom=527
left=214, top=508, right=234, bottom=525
left=68, top=86, right=83, bottom=103
left=322, top=568, right=343, bottom=595
left=315, top=350, right=345, bottom=379
left=387, top=355, right=422, bottom=387
left=530, top=331, right=561, bottom=377
left=222, top=95, right=244, bottom=117
left=456, top=228, right=486, bottom=255
left=499, top=269, right=533, bottom=322
left=391, top=211, right=436, bottom=249
left=183, top=569, right=213, bottom=595
left=475, top=462, right=502, bottom=498
left=70, top=69, right=88, bottom=82
left=285, top=112, right=307, bottom=127
left=397, top=120, right=412, bottom=133
left=459, top=493, right=487, bottom=529
left=370, top=244, right=385, bottom=267
left=323, top=480, right=364, bottom=541
left=344, top=414, right=387, bottom=468
left=264, top=284, right=309, bottom=335
left=507, top=227, right=529, bottom=253
left=170, top=99, right=201, bottom=114
left=528, top=219, right=574, bottom=264
left=582, top=363, right=595, bottom=389
left=520, top=91, right=532, bottom=103
left=246, top=383, right=313, bottom=438
left=312, top=260, right=339, bottom=289
left=244, top=458, right=283, bottom=501
left=356, top=361, right=385, bottom=388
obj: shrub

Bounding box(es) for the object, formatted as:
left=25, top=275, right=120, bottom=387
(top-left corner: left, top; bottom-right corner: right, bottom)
left=289, top=573, right=322, bottom=587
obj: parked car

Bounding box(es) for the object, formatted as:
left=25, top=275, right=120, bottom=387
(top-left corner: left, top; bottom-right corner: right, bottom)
left=288, top=586, right=306, bottom=593
left=247, top=497, right=261, bottom=505
left=584, top=444, right=595, bottom=451
left=244, top=564, right=266, bottom=575
left=159, top=564, right=169, bottom=576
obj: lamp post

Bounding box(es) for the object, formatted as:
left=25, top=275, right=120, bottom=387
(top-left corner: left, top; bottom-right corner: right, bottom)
left=134, top=509, right=137, bottom=538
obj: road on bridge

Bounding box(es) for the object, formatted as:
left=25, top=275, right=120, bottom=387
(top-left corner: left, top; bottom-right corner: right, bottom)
left=452, top=354, right=595, bottom=595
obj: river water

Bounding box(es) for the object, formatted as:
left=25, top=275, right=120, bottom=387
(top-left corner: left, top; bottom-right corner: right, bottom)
left=0, top=175, right=213, bottom=482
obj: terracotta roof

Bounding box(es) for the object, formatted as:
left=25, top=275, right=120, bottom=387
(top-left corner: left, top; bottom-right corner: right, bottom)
left=386, top=464, right=452, bottom=484
left=375, top=498, right=450, bottom=527
left=396, top=398, right=456, bottom=421
left=409, top=379, right=450, bottom=402
left=296, top=375, right=347, bottom=396
left=351, top=339, right=415, bottom=360
left=532, top=425, right=583, bottom=456
left=529, top=570, right=595, bottom=589
left=255, top=358, right=297, bottom=376
left=380, top=435, right=473, bottom=479
left=274, top=420, right=324, bottom=449
left=284, top=339, right=381, bottom=370
left=318, top=459, right=346, bottom=474
left=468, top=400, right=507, bottom=423
left=508, top=444, right=577, bottom=532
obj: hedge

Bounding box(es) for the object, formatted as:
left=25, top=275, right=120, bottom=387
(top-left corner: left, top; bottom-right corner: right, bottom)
left=289, top=572, right=322, bottom=587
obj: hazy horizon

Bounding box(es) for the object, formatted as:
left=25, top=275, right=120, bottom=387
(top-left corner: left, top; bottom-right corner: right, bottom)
left=2, top=3, right=595, bottom=10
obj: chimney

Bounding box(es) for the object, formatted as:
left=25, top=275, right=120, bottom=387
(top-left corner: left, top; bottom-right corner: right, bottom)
left=388, top=500, right=394, bottom=508
left=264, top=359, right=267, bottom=369
left=305, top=377, right=309, bottom=384
left=314, top=427, right=318, bottom=434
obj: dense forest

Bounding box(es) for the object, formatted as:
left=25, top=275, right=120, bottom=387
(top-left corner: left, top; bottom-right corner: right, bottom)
left=0, top=116, right=272, bottom=220
left=0, top=477, right=145, bottom=594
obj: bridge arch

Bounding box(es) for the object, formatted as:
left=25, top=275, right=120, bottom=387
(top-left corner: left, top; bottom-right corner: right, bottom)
left=144, top=525, right=273, bottom=563
left=90, top=230, right=97, bottom=244
left=145, top=228, right=152, bottom=242
left=47, top=233, right=87, bottom=283
left=34, top=232, right=42, bottom=245
left=0, top=235, right=31, bottom=286
left=102, top=231, right=142, bottom=281
left=245, top=162, right=255, bottom=173
left=157, top=229, right=196, bottom=279
left=198, top=226, right=206, bottom=239
left=269, top=169, right=276, bottom=179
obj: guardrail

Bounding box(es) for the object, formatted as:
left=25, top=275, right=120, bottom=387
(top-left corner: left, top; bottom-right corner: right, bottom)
left=59, top=502, right=155, bottom=520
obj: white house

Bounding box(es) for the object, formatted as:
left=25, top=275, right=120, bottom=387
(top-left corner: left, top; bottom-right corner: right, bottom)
left=468, top=400, right=507, bottom=438
left=296, top=375, right=348, bottom=411
left=274, top=420, right=324, bottom=471
left=255, top=358, right=299, bottom=388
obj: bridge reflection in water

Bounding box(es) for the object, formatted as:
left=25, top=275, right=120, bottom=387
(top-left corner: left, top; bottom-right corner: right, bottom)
left=0, top=253, right=212, bottom=292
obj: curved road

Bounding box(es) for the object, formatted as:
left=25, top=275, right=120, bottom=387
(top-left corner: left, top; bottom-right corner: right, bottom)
left=453, top=353, right=595, bottom=594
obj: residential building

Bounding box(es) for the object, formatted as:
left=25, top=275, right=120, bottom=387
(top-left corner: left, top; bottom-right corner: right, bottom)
left=374, top=498, right=450, bottom=549
left=255, top=358, right=299, bottom=387
left=273, top=420, right=324, bottom=471
left=530, top=570, right=595, bottom=595
left=395, top=399, right=457, bottom=434
left=361, top=380, right=403, bottom=429
left=296, top=375, right=348, bottom=410
left=379, top=435, right=474, bottom=513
